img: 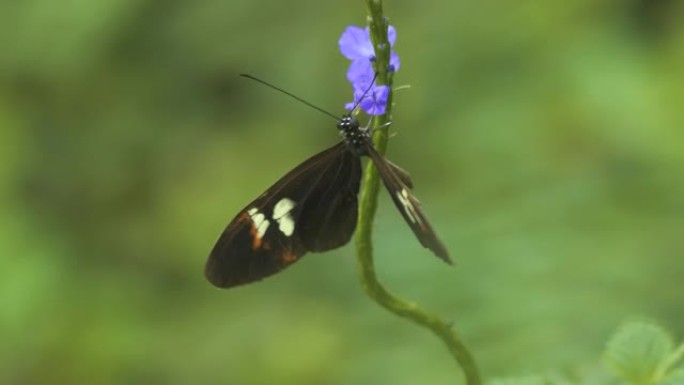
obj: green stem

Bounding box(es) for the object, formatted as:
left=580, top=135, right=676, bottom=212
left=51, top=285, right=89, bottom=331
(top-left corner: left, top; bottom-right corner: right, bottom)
left=355, top=2, right=482, bottom=385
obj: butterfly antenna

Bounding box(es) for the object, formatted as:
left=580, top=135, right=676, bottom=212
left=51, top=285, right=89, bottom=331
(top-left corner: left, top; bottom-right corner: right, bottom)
left=240, top=74, right=339, bottom=121
left=349, top=72, right=380, bottom=113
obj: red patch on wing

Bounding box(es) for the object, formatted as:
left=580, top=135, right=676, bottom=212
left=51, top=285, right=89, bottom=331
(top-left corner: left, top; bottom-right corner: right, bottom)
left=280, top=251, right=297, bottom=265
left=238, top=212, right=264, bottom=250
left=249, top=227, right=262, bottom=249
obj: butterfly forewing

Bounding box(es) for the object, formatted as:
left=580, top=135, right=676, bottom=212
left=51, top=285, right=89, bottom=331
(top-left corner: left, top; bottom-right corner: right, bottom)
left=363, top=143, right=452, bottom=264
left=205, top=143, right=361, bottom=288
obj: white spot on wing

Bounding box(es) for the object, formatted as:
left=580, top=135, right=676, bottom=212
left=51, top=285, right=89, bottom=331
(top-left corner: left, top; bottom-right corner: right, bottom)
left=396, top=188, right=422, bottom=225
left=255, top=217, right=270, bottom=238
left=273, top=198, right=296, bottom=236
left=247, top=207, right=270, bottom=239
left=273, top=198, right=295, bottom=218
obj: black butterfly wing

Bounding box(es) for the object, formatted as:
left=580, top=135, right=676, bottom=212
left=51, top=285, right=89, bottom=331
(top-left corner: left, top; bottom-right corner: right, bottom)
left=205, top=143, right=361, bottom=288
left=296, top=147, right=361, bottom=252
left=386, top=158, right=413, bottom=189
left=364, top=143, right=452, bottom=264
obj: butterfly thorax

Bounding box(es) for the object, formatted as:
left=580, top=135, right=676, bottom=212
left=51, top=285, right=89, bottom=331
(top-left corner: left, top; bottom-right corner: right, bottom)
left=337, top=115, right=370, bottom=155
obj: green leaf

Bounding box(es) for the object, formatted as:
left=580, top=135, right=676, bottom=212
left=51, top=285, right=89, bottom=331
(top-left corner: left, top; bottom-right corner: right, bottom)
left=604, top=321, right=675, bottom=385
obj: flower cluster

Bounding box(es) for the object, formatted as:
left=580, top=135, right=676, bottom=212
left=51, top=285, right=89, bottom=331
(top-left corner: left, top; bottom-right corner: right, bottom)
left=338, top=25, right=400, bottom=116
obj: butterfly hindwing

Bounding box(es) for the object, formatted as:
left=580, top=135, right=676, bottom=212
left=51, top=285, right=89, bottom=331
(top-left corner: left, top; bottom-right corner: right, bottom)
left=205, top=143, right=361, bottom=288
left=386, top=158, right=413, bottom=189
left=297, top=148, right=362, bottom=252
left=364, top=143, right=452, bottom=264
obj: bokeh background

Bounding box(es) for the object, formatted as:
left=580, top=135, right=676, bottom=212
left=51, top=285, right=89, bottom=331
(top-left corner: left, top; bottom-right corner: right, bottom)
left=1, top=0, right=683, bottom=384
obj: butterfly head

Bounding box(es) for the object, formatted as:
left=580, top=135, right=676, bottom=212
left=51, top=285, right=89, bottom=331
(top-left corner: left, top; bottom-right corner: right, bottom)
left=337, top=114, right=369, bottom=154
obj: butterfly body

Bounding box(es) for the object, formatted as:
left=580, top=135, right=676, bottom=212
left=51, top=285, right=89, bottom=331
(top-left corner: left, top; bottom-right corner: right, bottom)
left=205, top=114, right=450, bottom=289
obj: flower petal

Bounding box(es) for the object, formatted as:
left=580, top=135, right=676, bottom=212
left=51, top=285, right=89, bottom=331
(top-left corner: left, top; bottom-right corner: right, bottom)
left=346, top=59, right=375, bottom=84
left=339, top=26, right=373, bottom=60
left=349, top=83, right=388, bottom=116
left=388, top=26, right=396, bottom=47
left=346, top=82, right=368, bottom=111
left=389, top=51, right=400, bottom=72
left=361, top=85, right=389, bottom=115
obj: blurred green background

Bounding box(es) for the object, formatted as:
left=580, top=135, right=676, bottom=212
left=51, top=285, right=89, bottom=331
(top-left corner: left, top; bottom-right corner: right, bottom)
left=1, top=0, right=683, bottom=384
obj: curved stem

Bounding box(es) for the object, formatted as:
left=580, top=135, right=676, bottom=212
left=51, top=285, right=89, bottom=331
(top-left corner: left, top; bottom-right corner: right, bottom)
left=354, top=2, right=482, bottom=384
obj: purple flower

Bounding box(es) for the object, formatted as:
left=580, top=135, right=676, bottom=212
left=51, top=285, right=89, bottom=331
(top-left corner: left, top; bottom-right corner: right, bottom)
left=339, top=25, right=399, bottom=115
left=344, top=82, right=390, bottom=116
left=339, top=25, right=400, bottom=84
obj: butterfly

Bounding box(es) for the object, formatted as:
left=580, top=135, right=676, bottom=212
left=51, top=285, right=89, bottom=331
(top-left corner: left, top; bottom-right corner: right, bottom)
left=205, top=76, right=451, bottom=289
